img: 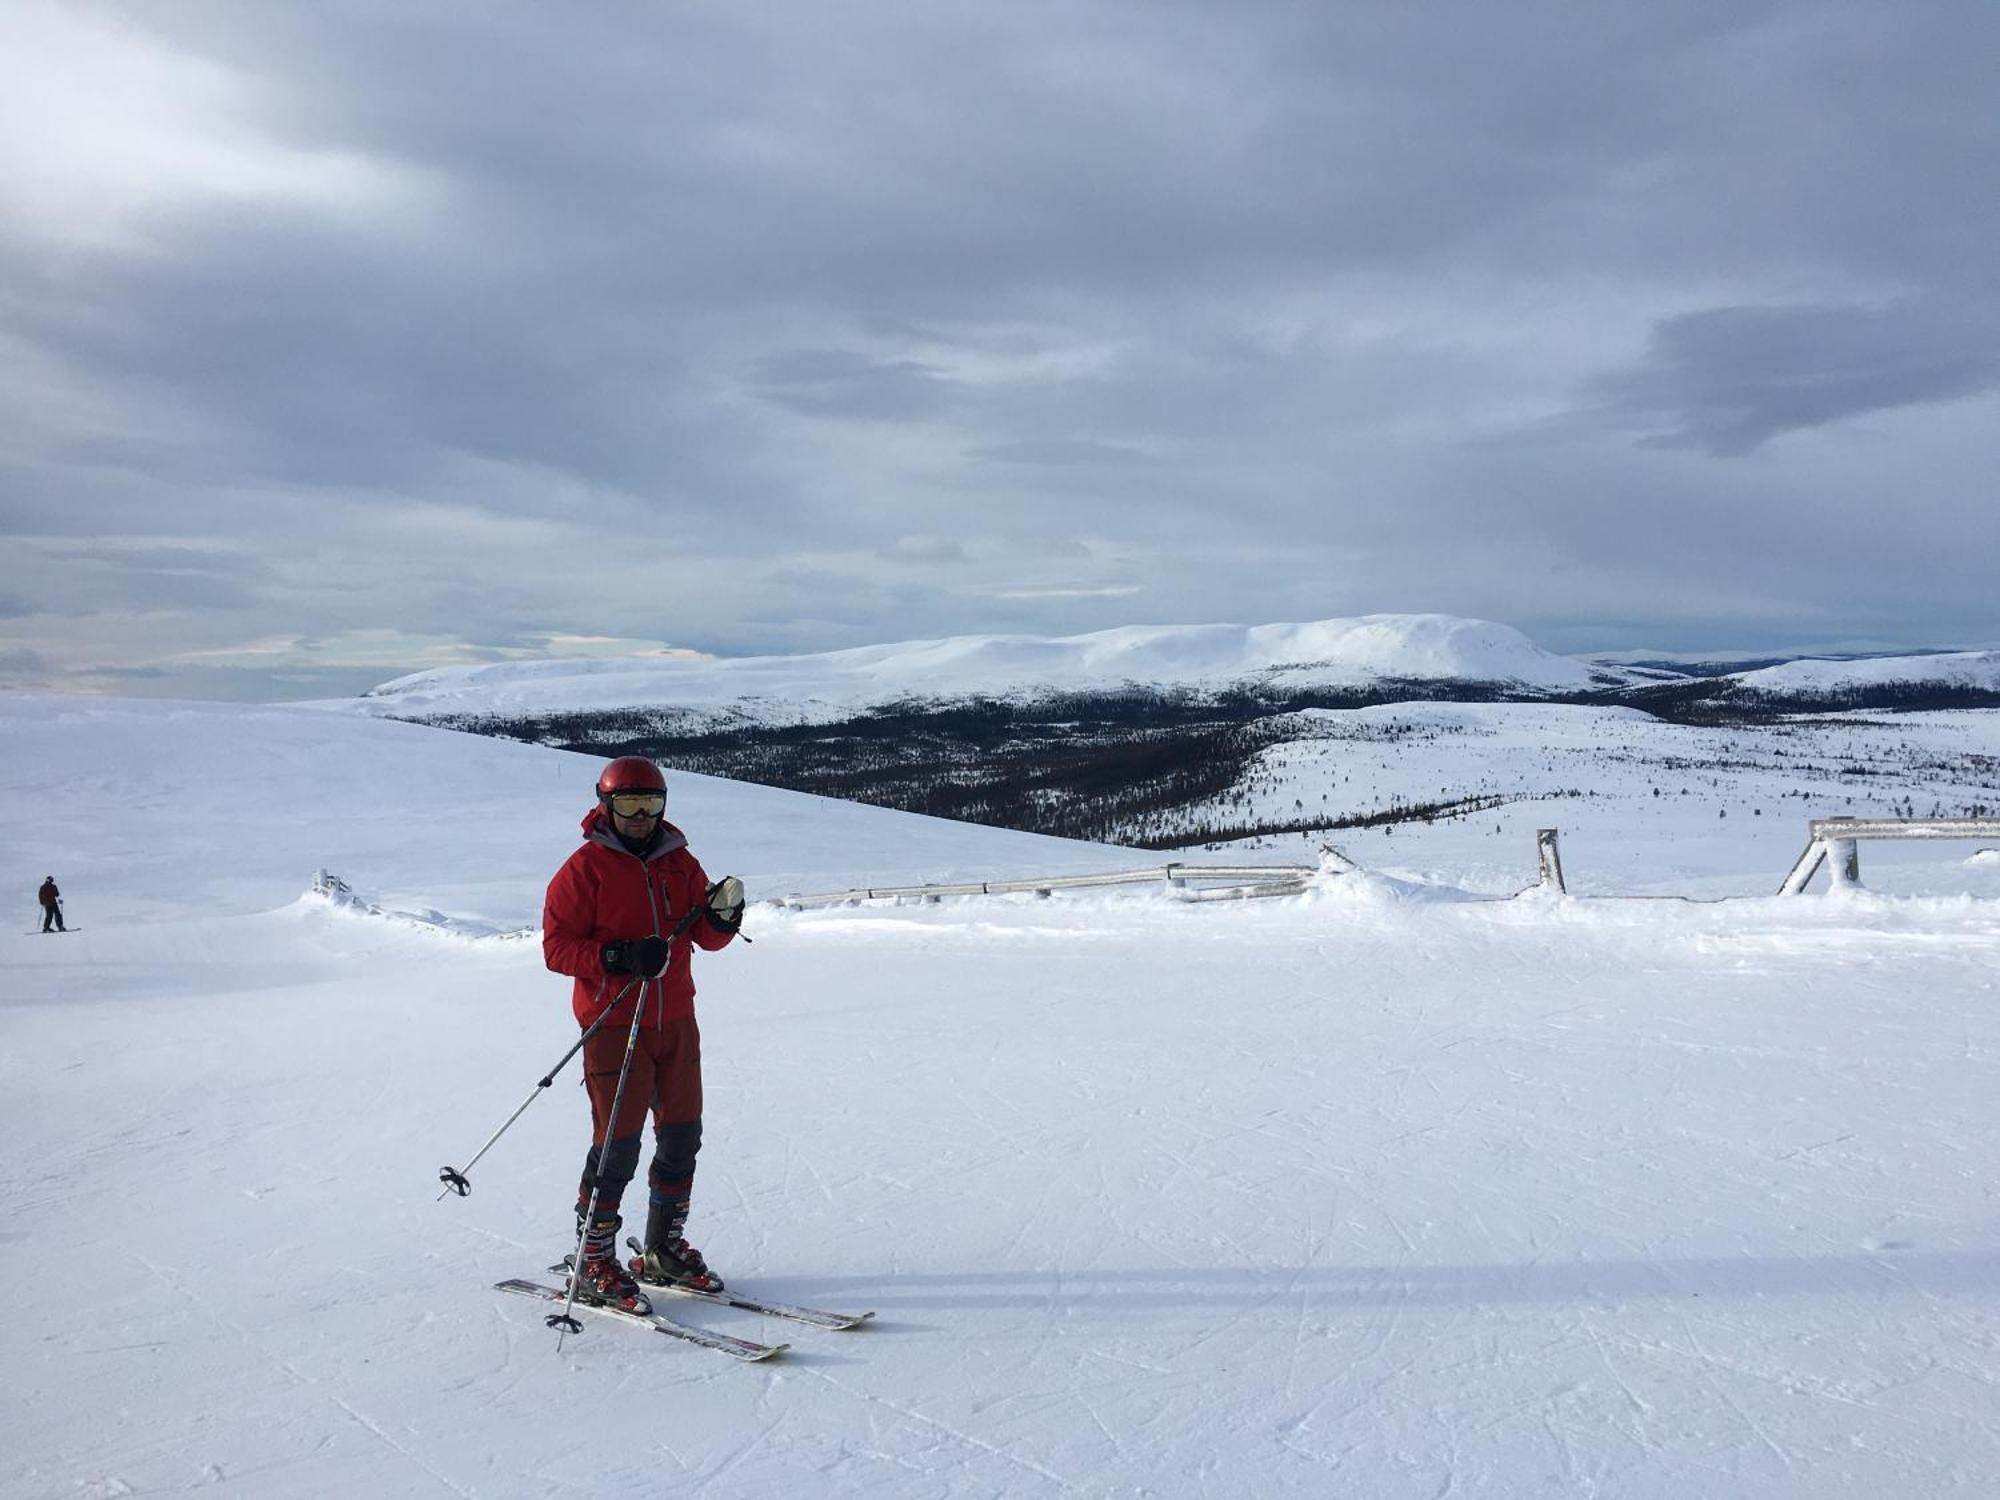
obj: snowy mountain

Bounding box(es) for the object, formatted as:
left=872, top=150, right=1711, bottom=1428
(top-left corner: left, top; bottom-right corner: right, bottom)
left=5, top=692, right=1999, bottom=1498
left=321, top=615, right=2000, bottom=853
left=1723, top=649, right=2000, bottom=697
left=352, top=613, right=1607, bottom=728
left=318, top=617, right=2000, bottom=855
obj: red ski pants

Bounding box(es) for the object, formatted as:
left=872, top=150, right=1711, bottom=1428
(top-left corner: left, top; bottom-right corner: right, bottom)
left=577, top=1015, right=702, bottom=1217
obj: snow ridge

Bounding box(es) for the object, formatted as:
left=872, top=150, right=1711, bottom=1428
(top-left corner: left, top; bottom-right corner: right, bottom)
left=1727, top=650, right=2000, bottom=694
left=350, top=614, right=1597, bottom=721
left=305, top=869, right=533, bottom=940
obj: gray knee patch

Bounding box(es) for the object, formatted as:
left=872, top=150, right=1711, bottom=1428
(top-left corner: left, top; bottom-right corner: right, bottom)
left=589, top=1132, right=644, bottom=1189
left=651, top=1119, right=702, bottom=1185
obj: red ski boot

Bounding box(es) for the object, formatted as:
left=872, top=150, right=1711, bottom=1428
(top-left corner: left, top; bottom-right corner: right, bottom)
left=570, top=1214, right=651, bottom=1314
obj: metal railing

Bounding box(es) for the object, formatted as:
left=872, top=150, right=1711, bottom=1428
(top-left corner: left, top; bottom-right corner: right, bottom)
left=1779, top=817, right=2000, bottom=894
left=771, top=860, right=1329, bottom=911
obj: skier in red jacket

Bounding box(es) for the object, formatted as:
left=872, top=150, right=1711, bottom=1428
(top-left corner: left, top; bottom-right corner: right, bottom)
left=542, top=756, right=744, bottom=1312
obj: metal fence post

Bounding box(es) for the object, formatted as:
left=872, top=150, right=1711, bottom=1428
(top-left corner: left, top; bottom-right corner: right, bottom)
left=1536, top=829, right=1567, bottom=893
left=1779, top=840, right=1828, bottom=895
left=1828, top=837, right=1862, bottom=890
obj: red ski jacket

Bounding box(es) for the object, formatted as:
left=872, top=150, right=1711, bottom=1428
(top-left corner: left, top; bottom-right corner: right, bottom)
left=542, top=809, right=736, bottom=1029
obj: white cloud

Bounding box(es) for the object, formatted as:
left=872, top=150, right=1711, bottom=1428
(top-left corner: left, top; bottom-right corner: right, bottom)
left=0, top=2, right=421, bottom=250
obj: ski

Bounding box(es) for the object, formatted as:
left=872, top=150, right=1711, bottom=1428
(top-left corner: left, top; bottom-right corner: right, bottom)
left=651, top=1281, right=875, bottom=1332
left=623, top=1239, right=874, bottom=1329
left=495, top=1278, right=787, bottom=1361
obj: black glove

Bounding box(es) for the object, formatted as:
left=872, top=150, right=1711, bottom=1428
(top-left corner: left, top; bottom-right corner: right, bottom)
left=601, top=935, right=672, bottom=977
left=705, top=875, right=745, bottom=932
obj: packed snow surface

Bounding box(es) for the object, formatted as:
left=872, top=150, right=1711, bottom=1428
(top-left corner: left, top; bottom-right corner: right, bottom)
left=4, top=695, right=1998, bottom=1499
left=348, top=613, right=1599, bottom=722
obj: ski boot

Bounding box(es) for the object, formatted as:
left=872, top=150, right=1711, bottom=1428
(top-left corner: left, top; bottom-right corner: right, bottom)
left=569, top=1212, right=651, bottom=1314
left=629, top=1197, right=724, bottom=1293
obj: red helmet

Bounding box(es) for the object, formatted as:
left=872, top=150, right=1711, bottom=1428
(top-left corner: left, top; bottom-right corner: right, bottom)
left=596, top=756, right=666, bottom=798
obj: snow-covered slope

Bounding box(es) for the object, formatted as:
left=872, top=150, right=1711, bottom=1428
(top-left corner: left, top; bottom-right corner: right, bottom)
left=4, top=696, right=1998, bottom=1498
left=1725, top=649, right=2000, bottom=696
left=0, top=696, right=1162, bottom=923
left=347, top=614, right=1600, bottom=725
left=328, top=622, right=2000, bottom=858
left=1167, top=700, right=2000, bottom=897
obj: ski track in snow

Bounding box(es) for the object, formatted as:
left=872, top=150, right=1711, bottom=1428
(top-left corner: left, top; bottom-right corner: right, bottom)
left=2, top=696, right=1998, bottom=1497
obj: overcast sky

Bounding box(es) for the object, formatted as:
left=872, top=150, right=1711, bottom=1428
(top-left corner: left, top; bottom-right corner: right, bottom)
left=2, top=0, right=1995, bottom=700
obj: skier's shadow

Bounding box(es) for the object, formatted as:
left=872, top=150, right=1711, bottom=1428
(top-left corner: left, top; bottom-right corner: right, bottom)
left=766, top=1245, right=1998, bottom=1315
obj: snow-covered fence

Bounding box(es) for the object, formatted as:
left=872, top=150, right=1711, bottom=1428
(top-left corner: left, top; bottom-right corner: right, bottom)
left=306, top=869, right=534, bottom=939
left=1778, top=817, right=2000, bottom=894
left=772, top=859, right=1328, bottom=912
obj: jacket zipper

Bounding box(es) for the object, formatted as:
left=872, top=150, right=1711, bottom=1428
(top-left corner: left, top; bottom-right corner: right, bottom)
left=642, top=856, right=667, bottom=1028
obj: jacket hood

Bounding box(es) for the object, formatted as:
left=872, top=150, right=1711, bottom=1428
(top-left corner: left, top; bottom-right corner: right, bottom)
left=580, top=806, right=689, bottom=862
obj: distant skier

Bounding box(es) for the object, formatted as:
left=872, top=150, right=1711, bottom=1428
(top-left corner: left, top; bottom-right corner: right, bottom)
left=37, top=876, right=64, bottom=933
left=542, top=756, right=744, bottom=1314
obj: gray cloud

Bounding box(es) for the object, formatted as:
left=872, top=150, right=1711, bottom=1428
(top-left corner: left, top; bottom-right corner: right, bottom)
left=2, top=0, right=1997, bottom=698
left=748, top=350, right=957, bottom=421
left=1584, top=302, right=2000, bottom=455
left=8, top=540, right=271, bottom=616
left=0, top=646, right=52, bottom=685
left=84, top=660, right=402, bottom=701
left=970, top=439, right=1147, bottom=467
left=878, top=536, right=968, bottom=565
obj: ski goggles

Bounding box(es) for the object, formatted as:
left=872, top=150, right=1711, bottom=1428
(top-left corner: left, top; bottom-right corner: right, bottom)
left=604, top=792, right=666, bottom=817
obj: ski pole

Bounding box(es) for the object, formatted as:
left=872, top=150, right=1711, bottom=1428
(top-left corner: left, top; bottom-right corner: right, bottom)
left=549, top=975, right=651, bottom=1342
left=437, top=899, right=716, bottom=1201
left=435, top=977, right=641, bottom=1201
